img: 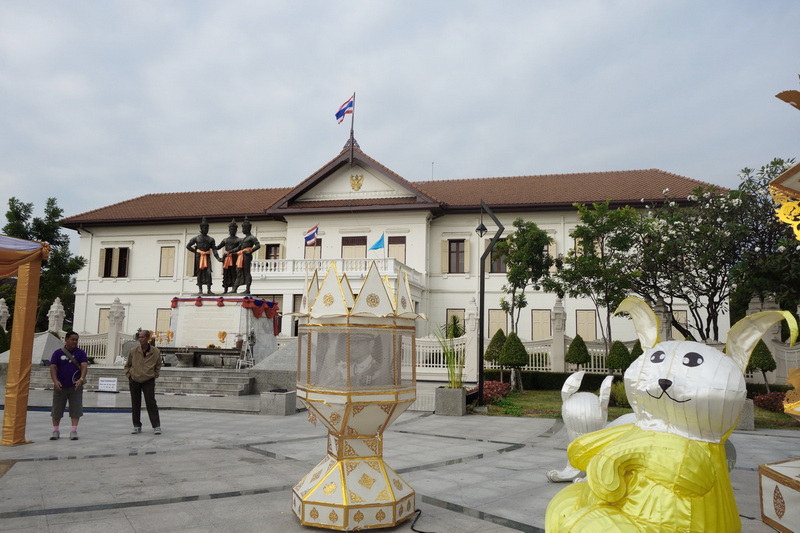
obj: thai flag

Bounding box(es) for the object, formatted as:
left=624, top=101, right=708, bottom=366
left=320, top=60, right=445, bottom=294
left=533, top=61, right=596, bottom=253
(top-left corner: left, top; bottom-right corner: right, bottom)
left=335, top=95, right=354, bottom=124
left=304, top=224, right=319, bottom=246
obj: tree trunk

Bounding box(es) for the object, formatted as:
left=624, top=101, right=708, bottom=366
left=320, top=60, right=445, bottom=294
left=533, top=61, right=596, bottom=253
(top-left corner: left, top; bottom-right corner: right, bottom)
left=762, top=370, right=771, bottom=393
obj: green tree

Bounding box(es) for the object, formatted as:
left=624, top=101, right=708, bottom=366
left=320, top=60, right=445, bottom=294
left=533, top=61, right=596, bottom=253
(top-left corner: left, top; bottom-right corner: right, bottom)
left=633, top=186, right=748, bottom=341
left=747, top=339, right=777, bottom=393
left=499, top=331, right=528, bottom=392
left=484, top=328, right=507, bottom=382
left=545, top=201, right=639, bottom=351
left=605, top=340, right=633, bottom=375
left=730, top=158, right=800, bottom=321
left=566, top=334, right=591, bottom=369
left=493, top=218, right=553, bottom=334
left=2, top=197, right=86, bottom=332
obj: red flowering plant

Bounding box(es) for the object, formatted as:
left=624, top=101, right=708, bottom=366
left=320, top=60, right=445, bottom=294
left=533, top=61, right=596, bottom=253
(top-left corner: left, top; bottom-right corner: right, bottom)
left=468, top=380, right=512, bottom=405
left=753, top=391, right=786, bottom=413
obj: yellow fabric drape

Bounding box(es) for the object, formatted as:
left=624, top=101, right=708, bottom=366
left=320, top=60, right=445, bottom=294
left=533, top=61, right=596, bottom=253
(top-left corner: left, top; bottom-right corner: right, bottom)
left=1, top=235, right=49, bottom=446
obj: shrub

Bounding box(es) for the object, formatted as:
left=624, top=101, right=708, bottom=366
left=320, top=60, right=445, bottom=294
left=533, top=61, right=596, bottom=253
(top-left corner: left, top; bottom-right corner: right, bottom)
left=472, top=380, right=512, bottom=404
left=747, top=340, right=777, bottom=393
left=753, top=391, right=786, bottom=413
left=484, top=329, right=506, bottom=366
left=500, top=332, right=528, bottom=391
left=0, top=327, right=9, bottom=353
left=630, top=339, right=643, bottom=360
left=606, top=340, right=632, bottom=374
left=566, top=334, right=590, bottom=368
left=610, top=381, right=629, bottom=408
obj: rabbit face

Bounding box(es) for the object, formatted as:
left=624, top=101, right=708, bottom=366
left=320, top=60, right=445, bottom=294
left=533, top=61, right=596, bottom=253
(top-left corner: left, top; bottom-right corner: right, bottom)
left=625, top=340, right=745, bottom=443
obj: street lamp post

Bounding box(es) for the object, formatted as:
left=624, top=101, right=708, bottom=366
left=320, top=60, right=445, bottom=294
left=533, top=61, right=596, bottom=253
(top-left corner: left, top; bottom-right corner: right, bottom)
left=475, top=200, right=504, bottom=406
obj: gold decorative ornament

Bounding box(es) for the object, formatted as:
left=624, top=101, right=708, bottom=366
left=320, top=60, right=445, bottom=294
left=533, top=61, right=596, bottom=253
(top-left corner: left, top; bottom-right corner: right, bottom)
left=350, top=174, right=364, bottom=191
left=358, top=473, right=376, bottom=490
left=774, top=486, right=785, bottom=518
left=323, top=482, right=337, bottom=495
left=292, top=263, right=422, bottom=530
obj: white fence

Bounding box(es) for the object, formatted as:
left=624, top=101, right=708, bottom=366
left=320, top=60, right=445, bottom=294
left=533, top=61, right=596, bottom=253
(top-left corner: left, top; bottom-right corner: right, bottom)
left=75, top=333, right=134, bottom=365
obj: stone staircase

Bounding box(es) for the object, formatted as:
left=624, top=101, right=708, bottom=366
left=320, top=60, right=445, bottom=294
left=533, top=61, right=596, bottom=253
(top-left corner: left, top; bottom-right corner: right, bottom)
left=28, top=365, right=255, bottom=396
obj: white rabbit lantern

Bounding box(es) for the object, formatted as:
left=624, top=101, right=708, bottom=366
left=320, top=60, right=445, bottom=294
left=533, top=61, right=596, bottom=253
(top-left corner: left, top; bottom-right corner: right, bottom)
left=546, top=296, right=797, bottom=533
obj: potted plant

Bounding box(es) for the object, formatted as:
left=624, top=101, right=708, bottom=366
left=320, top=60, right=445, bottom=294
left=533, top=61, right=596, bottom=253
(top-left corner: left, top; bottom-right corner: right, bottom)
left=434, top=318, right=467, bottom=415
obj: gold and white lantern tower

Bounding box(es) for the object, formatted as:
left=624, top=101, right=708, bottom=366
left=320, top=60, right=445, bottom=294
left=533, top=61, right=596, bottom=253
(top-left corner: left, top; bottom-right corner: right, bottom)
left=292, top=262, right=423, bottom=530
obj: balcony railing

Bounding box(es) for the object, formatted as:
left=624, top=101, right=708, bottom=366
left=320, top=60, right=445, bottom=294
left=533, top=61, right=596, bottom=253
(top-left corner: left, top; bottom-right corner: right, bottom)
left=250, top=258, right=425, bottom=287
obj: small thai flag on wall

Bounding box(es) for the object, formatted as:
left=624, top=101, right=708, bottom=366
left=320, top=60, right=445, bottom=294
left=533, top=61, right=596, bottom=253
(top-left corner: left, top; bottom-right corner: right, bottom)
left=335, top=94, right=355, bottom=124
left=304, top=225, right=319, bottom=246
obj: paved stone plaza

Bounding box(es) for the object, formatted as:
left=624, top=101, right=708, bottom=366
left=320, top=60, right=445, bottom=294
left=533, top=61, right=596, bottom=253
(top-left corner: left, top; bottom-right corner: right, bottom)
left=1, top=386, right=796, bottom=532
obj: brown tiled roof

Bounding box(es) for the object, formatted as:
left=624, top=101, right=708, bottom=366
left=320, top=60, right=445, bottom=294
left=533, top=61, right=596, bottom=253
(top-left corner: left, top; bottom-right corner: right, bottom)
left=61, top=188, right=291, bottom=227
left=416, top=169, right=720, bottom=211
left=61, top=156, right=722, bottom=228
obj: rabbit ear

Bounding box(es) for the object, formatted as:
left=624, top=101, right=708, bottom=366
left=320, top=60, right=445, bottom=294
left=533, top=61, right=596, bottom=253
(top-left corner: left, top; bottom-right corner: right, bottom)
left=726, top=310, right=798, bottom=372
left=614, top=297, right=660, bottom=349
left=561, top=371, right=585, bottom=402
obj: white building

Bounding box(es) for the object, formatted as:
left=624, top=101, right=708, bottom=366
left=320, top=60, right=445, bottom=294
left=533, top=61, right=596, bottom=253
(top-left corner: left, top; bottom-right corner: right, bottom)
left=61, top=142, right=718, bottom=344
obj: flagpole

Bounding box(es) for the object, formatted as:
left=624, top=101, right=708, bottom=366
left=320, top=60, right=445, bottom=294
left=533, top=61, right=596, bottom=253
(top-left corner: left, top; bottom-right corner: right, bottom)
left=349, top=92, right=356, bottom=166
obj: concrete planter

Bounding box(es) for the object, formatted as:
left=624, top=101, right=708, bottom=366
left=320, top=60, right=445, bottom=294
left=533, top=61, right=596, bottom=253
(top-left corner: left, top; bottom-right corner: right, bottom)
left=260, top=389, right=297, bottom=416
left=736, top=398, right=755, bottom=431
left=435, top=387, right=466, bottom=416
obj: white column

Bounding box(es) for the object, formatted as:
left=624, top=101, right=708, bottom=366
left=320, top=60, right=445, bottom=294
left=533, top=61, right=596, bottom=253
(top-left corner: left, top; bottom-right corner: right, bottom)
left=47, top=297, right=66, bottom=333
left=654, top=298, right=671, bottom=342
left=463, top=297, right=479, bottom=383
left=107, top=298, right=126, bottom=365
left=0, top=298, right=8, bottom=332
left=551, top=297, right=567, bottom=372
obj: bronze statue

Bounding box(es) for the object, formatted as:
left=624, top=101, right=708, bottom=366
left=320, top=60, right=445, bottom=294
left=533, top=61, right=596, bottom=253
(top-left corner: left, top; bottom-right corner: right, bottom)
left=216, top=219, right=242, bottom=294
left=235, top=217, right=261, bottom=294
left=186, top=217, right=221, bottom=295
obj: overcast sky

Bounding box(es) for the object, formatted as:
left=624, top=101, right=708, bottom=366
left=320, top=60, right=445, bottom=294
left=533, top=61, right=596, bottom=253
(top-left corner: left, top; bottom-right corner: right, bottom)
left=2, top=1, right=799, bottom=235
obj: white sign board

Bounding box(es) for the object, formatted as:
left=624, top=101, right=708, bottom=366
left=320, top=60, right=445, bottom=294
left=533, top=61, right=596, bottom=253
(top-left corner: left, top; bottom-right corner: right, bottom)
left=97, top=377, right=118, bottom=393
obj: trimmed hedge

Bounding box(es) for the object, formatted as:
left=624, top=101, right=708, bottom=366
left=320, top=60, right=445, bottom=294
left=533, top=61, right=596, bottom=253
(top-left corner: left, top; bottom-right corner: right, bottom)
left=484, top=370, right=618, bottom=391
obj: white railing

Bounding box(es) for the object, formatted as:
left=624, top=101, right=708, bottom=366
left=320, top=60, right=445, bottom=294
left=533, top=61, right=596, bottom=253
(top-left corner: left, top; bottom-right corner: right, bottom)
left=76, top=333, right=135, bottom=365
left=415, top=335, right=467, bottom=368
left=250, top=258, right=425, bottom=287
left=483, top=339, right=552, bottom=372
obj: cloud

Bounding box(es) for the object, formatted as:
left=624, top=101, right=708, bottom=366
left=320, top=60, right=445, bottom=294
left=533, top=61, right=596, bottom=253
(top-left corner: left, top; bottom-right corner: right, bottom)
left=1, top=0, right=798, bottom=228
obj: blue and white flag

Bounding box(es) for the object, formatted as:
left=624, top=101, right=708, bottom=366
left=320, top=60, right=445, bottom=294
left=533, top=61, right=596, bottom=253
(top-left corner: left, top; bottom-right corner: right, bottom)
left=304, top=224, right=319, bottom=246
left=335, top=94, right=355, bottom=124
left=369, top=232, right=385, bottom=251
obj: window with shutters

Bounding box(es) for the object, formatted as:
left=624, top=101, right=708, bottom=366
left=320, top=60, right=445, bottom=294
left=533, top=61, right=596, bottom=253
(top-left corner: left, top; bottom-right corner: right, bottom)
left=98, top=308, right=110, bottom=334
left=445, top=309, right=465, bottom=336
left=488, top=309, right=506, bottom=338
left=576, top=310, right=597, bottom=341
left=264, top=244, right=281, bottom=260
left=341, top=236, right=367, bottom=259
left=155, top=308, right=172, bottom=337
left=159, top=247, right=175, bottom=277
left=304, top=239, right=322, bottom=259
left=531, top=309, right=551, bottom=340
left=448, top=239, right=466, bottom=273
left=387, top=236, right=406, bottom=263
left=99, top=247, right=129, bottom=278
left=488, top=238, right=507, bottom=273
